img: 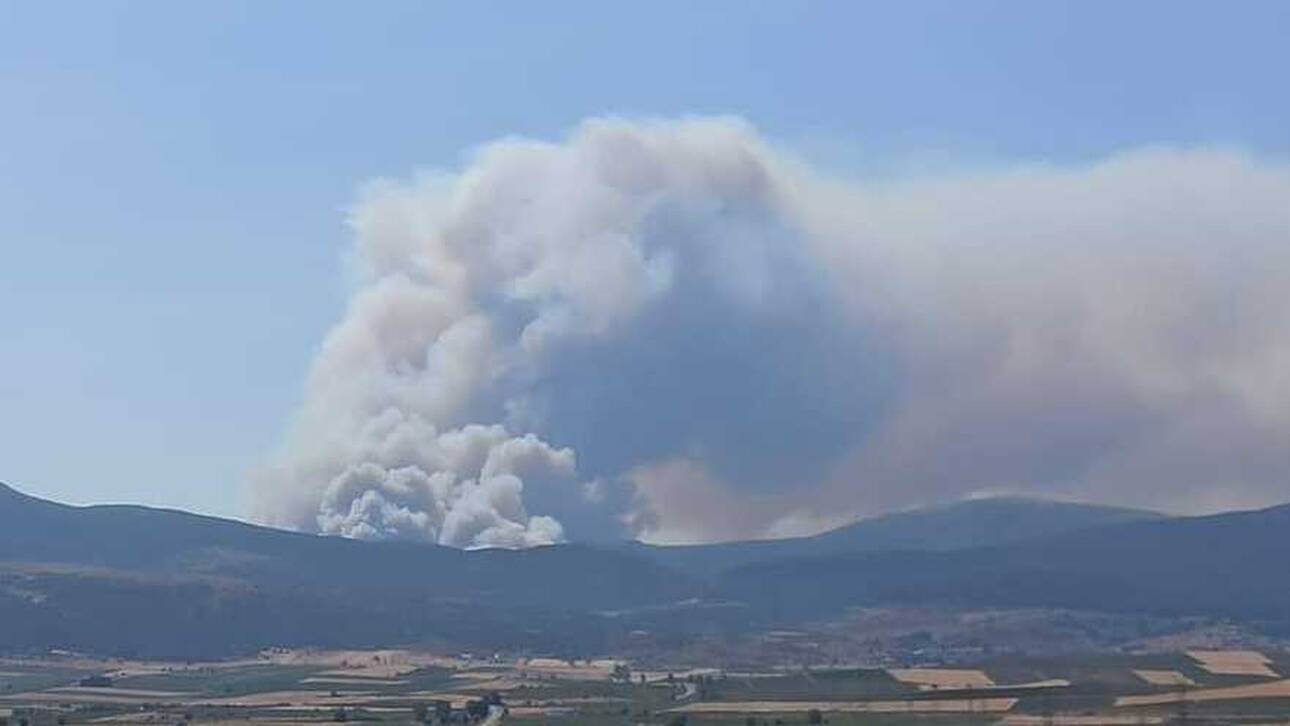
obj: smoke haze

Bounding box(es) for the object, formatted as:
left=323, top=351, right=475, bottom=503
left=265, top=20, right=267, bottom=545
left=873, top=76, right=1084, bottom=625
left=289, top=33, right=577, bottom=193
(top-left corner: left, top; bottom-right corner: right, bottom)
left=252, top=117, right=1290, bottom=547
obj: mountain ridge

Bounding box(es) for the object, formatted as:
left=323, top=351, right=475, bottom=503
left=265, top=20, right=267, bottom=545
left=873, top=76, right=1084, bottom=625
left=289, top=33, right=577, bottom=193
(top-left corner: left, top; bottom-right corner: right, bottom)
left=629, top=495, right=1163, bottom=576
left=3, top=480, right=1289, bottom=659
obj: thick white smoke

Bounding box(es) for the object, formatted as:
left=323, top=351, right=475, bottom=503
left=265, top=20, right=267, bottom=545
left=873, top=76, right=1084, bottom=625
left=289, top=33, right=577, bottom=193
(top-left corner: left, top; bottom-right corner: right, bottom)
left=313, top=411, right=569, bottom=546
left=253, top=117, right=1290, bottom=546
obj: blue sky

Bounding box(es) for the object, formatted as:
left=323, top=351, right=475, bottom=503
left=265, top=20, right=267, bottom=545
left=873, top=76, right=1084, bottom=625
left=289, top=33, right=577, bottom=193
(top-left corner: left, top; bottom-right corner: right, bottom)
left=2, top=0, right=1287, bottom=519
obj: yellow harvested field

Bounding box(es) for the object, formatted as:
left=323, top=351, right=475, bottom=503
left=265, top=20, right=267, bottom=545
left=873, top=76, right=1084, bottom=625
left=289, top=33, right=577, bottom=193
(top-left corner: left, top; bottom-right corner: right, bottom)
left=1186, top=650, right=1279, bottom=677
left=888, top=668, right=994, bottom=689
left=1133, top=669, right=1195, bottom=687
left=524, top=658, right=575, bottom=669
left=671, top=698, right=1017, bottom=714
left=268, top=648, right=414, bottom=665
left=276, top=648, right=453, bottom=676
left=1116, top=678, right=1290, bottom=707
left=1004, top=679, right=1071, bottom=690
left=514, top=658, right=620, bottom=680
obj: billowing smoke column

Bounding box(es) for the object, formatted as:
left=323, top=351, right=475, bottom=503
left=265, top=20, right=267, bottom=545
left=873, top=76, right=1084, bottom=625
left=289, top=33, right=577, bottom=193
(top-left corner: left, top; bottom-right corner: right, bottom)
left=253, top=117, right=1290, bottom=547
left=252, top=117, right=827, bottom=547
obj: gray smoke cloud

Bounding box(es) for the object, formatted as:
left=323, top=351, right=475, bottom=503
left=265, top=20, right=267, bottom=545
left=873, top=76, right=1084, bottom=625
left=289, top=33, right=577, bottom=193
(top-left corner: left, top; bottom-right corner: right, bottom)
left=252, top=117, right=1290, bottom=546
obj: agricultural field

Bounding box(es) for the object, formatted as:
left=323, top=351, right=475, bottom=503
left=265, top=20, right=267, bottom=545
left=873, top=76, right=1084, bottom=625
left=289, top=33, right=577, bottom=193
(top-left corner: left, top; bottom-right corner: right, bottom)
left=3, top=648, right=1290, bottom=724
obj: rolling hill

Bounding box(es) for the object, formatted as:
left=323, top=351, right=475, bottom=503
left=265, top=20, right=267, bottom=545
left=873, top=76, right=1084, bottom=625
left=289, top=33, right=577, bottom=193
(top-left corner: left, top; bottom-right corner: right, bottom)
left=3, top=481, right=1289, bottom=658
left=630, top=496, right=1161, bottom=576
left=718, top=502, right=1290, bottom=626
left=0, top=481, right=684, bottom=608
left=0, top=481, right=690, bottom=657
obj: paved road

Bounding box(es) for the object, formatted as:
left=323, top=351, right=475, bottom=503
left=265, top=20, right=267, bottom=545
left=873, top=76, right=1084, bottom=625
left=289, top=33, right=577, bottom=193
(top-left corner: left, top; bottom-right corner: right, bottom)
left=481, top=704, right=506, bottom=724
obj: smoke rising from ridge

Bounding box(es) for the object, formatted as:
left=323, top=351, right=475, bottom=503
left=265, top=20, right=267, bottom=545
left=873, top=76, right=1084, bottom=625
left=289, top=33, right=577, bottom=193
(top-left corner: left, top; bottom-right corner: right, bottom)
left=252, top=117, right=1290, bottom=546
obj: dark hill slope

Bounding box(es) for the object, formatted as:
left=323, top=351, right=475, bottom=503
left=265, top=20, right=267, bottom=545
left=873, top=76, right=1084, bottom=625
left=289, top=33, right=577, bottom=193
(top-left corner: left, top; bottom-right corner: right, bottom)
left=5, top=481, right=1290, bottom=657
left=0, top=482, right=686, bottom=611
left=635, top=497, right=1161, bottom=576
left=0, top=482, right=705, bottom=658
left=717, top=502, right=1290, bottom=625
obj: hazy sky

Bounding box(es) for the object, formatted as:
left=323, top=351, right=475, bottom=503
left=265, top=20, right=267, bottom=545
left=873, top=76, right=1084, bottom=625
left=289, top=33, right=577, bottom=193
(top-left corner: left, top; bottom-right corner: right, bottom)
left=2, top=1, right=1288, bottom=528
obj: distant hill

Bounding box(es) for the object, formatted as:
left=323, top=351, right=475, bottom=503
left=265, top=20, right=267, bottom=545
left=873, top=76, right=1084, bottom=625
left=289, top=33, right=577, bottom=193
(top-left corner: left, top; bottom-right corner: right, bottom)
left=0, top=481, right=692, bottom=658
left=0, top=481, right=685, bottom=609
left=717, top=502, right=1290, bottom=627
left=3, top=481, right=1289, bottom=659
left=632, top=496, right=1162, bottom=576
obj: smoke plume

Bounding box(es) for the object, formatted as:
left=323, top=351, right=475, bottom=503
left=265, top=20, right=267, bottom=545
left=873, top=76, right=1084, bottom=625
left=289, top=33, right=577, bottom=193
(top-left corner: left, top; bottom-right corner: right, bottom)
left=253, top=117, right=1290, bottom=546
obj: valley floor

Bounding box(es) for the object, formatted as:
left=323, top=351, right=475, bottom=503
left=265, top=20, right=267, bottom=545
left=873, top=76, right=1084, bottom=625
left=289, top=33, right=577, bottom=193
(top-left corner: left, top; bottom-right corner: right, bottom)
left=4, top=642, right=1290, bottom=725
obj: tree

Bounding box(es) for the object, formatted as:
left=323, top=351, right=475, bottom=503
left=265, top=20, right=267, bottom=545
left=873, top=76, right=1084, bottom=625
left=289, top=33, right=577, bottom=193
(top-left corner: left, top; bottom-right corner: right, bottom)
left=466, top=699, right=489, bottom=720
left=433, top=700, right=452, bottom=722
left=807, top=708, right=824, bottom=724
left=411, top=703, right=429, bottom=723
